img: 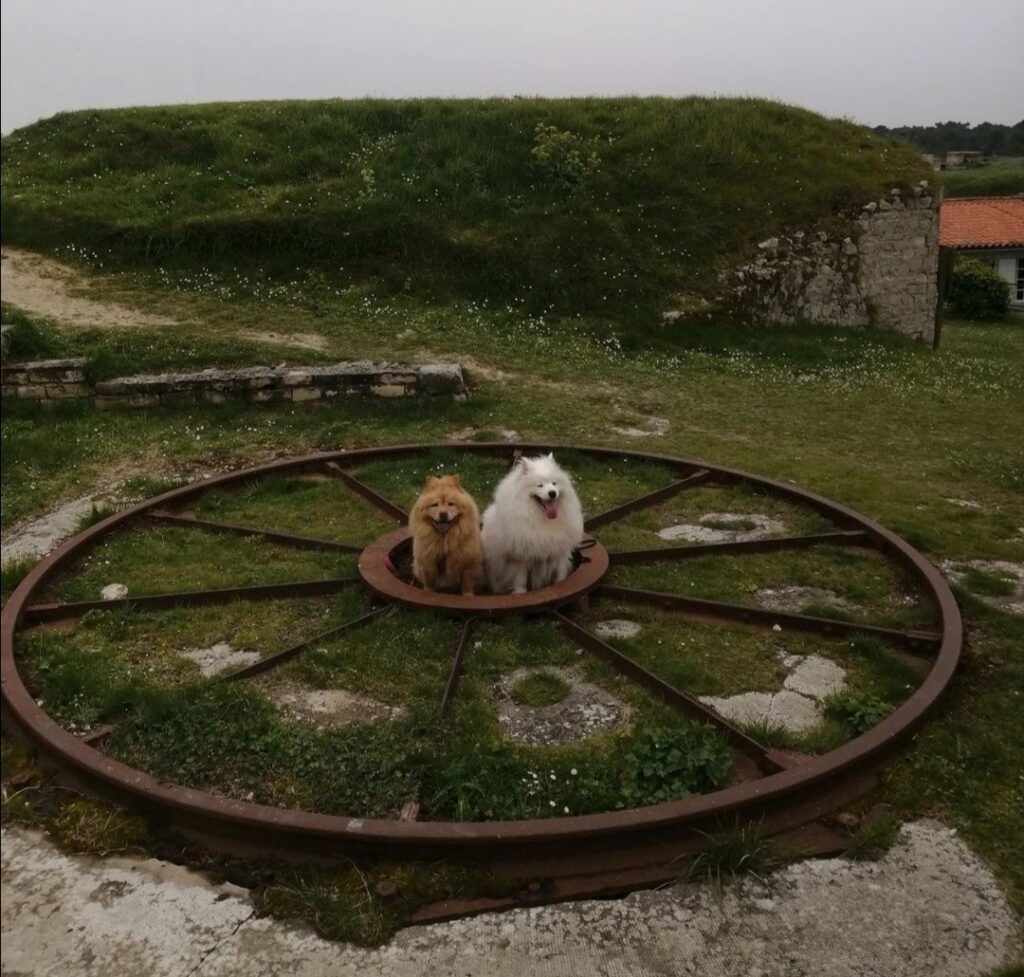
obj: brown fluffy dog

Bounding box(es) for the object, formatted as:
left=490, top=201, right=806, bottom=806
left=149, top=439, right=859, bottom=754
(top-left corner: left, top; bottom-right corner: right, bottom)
left=409, top=474, right=482, bottom=595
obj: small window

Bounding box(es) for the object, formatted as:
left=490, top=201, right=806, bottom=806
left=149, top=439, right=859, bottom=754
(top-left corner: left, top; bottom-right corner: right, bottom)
left=1016, top=257, right=1024, bottom=302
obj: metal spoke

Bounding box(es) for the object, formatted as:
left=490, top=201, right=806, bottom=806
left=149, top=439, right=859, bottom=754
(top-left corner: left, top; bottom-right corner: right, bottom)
left=609, top=530, right=869, bottom=565
left=598, top=584, right=941, bottom=653
left=324, top=461, right=409, bottom=523
left=80, top=724, right=114, bottom=747
left=23, top=577, right=361, bottom=624
left=584, top=470, right=711, bottom=532
left=439, top=619, right=476, bottom=715
left=147, top=510, right=363, bottom=554
left=220, top=606, right=390, bottom=682
left=553, top=611, right=784, bottom=773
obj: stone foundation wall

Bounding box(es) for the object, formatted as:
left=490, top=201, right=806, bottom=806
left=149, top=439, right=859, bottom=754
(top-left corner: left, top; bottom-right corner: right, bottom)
left=1, top=360, right=466, bottom=406
left=0, top=358, right=91, bottom=401
left=718, top=183, right=939, bottom=342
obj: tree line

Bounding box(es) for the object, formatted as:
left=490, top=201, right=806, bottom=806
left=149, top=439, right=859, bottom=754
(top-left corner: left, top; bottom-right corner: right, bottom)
left=871, top=120, right=1024, bottom=157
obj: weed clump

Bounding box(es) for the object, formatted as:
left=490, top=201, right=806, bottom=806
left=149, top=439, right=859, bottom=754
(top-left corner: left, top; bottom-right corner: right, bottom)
left=822, top=691, right=893, bottom=734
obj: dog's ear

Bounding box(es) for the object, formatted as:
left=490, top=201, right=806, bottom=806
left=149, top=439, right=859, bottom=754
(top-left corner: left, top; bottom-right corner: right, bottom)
left=423, top=474, right=440, bottom=487
left=449, top=474, right=462, bottom=487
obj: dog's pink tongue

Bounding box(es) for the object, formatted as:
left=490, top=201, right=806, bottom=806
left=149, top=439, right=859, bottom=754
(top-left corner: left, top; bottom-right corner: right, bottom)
left=542, top=499, right=559, bottom=520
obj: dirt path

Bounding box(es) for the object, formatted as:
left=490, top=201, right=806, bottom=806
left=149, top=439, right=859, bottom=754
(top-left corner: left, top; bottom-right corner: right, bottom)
left=0, top=247, right=177, bottom=328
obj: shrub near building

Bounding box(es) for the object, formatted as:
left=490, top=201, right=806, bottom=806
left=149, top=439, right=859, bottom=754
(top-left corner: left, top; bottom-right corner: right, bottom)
left=949, top=258, right=1011, bottom=320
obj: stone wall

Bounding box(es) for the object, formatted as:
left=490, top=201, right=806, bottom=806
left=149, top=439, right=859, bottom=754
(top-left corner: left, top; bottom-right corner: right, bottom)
left=1, top=360, right=467, bottom=406
left=717, top=183, right=939, bottom=342
left=0, top=358, right=91, bottom=401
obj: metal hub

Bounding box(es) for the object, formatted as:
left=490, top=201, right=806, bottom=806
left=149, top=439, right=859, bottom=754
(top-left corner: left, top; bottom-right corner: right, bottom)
left=358, top=527, right=610, bottom=615
left=1, top=443, right=962, bottom=904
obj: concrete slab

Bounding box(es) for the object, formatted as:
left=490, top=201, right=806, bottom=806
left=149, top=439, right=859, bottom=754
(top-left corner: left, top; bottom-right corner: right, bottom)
left=657, top=513, right=784, bottom=544
left=699, top=688, right=824, bottom=732
left=784, top=654, right=847, bottom=699
left=1, top=495, right=100, bottom=566
left=270, top=686, right=404, bottom=726
left=2, top=821, right=1018, bottom=976
left=494, top=666, right=629, bottom=745
left=593, top=619, right=642, bottom=640
left=755, top=586, right=855, bottom=614
left=182, top=642, right=261, bottom=678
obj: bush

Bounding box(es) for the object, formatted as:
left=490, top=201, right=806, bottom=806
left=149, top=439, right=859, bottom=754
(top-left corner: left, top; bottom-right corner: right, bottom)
left=948, top=258, right=1010, bottom=320
left=530, top=123, right=600, bottom=190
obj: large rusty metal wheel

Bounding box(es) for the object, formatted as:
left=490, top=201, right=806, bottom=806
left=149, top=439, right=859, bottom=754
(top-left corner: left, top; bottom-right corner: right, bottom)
left=1, top=443, right=961, bottom=906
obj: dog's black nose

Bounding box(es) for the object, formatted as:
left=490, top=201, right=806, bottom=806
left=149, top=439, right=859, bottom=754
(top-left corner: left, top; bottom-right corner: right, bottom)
left=438, top=512, right=449, bottom=522
left=547, top=489, right=557, bottom=499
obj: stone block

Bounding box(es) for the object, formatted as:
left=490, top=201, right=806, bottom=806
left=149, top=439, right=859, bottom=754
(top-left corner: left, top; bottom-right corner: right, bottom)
left=291, top=386, right=322, bottom=402
left=44, top=383, right=90, bottom=398
left=160, top=391, right=199, bottom=406
left=283, top=370, right=312, bottom=386
left=417, top=363, right=466, bottom=395
left=16, top=385, right=47, bottom=399
left=371, top=384, right=408, bottom=398
left=380, top=372, right=417, bottom=385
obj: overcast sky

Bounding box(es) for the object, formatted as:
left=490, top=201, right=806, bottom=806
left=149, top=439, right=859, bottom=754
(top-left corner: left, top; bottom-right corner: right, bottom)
left=2, top=0, right=1021, bottom=134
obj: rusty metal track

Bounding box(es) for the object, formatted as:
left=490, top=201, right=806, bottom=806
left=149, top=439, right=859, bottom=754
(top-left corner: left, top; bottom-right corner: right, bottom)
left=608, top=530, right=870, bottom=565
left=598, top=584, right=941, bottom=653
left=22, top=577, right=361, bottom=624
left=147, top=510, right=363, bottom=554
left=0, top=443, right=962, bottom=881
left=584, top=469, right=711, bottom=531
left=359, top=529, right=610, bottom=617
left=439, top=619, right=476, bottom=715
left=324, top=461, right=408, bottom=523
left=220, top=606, right=391, bottom=683
left=553, top=611, right=783, bottom=773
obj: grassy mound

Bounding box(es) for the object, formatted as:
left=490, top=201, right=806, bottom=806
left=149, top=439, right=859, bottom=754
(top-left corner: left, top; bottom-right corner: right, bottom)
left=1, top=97, right=927, bottom=325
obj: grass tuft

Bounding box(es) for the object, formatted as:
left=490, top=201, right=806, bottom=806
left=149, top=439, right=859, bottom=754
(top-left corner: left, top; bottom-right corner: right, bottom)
left=845, top=813, right=900, bottom=861
left=51, top=797, right=149, bottom=854
left=681, top=820, right=779, bottom=885
left=510, top=671, right=571, bottom=707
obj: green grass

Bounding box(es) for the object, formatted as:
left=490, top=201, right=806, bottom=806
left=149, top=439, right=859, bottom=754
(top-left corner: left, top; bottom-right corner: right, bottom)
left=0, top=138, right=1021, bottom=951
left=940, top=158, right=1024, bottom=197
left=962, top=566, right=1017, bottom=598
left=1, top=97, right=928, bottom=330
left=510, top=670, right=571, bottom=707
left=41, top=526, right=356, bottom=603
left=681, top=820, right=780, bottom=885
left=608, top=545, right=938, bottom=630
left=845, top=813, right=900, bottom=861
left=192, top=473, right=395, bottom=545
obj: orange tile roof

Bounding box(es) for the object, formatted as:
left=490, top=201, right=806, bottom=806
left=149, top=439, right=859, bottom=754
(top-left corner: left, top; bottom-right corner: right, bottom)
left=939, top=196, right=1024, bottom=249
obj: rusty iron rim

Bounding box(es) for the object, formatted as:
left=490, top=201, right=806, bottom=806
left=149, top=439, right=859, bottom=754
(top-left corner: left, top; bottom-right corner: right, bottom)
left=1, top=443, right=962, bottom=867
left=358, top=528, right=610, bottom=615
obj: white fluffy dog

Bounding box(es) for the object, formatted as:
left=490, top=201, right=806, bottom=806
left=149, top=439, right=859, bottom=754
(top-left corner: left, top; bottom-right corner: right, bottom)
left=482, top=453, right=584, bottom=594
